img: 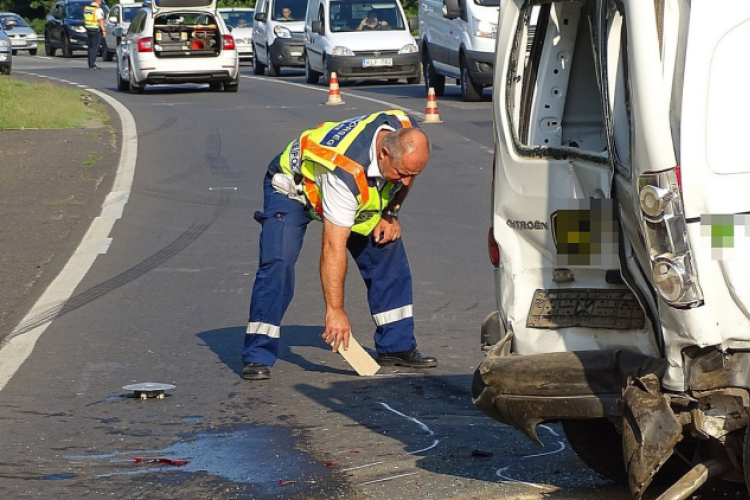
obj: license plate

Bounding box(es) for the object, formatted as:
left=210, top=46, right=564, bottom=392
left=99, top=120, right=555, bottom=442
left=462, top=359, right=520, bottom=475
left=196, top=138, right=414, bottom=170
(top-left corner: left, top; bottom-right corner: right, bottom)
left=362, top=58, right=392, bottom=68
left=290, top=51, right=302, bottom=57
left=11, top=39, right=25, bottom=46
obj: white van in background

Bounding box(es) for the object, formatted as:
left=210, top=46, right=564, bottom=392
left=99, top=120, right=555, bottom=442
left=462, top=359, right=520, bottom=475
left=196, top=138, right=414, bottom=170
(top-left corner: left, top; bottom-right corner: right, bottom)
left=418, top=0, right=500, bottom=101
left=303, top=0, right=421, bottom=85
left=252, top=0, right=307, bottom=76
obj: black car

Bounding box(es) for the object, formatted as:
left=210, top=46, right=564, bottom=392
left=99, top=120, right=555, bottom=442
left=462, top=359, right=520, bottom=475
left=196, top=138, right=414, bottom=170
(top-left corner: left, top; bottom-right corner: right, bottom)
left=44, top=0, right=109, bottom=57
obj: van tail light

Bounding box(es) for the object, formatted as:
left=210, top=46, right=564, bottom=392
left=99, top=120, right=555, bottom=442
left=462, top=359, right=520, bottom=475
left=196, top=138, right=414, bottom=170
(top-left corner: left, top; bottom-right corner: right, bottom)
left=223, top=35, right=236, bottom=50
left=137, top=37, right=153, bottom=53
left=488, top=226, right=500, bottom=268
left=638, top=166, right=703, bottom=307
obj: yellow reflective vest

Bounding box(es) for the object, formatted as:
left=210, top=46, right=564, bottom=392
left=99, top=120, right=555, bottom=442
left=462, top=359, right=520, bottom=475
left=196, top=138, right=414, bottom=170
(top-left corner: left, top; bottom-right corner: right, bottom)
left=272, top=110, right=419, bottom=236
left=83, top=3, right=101, bottom=30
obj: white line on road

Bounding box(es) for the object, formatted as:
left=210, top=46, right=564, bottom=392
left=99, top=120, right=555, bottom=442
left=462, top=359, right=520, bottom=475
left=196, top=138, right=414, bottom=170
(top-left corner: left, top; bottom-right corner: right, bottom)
left=0, top=81, right=138, bottom=393
left=360, top=472, right=418, bottom=485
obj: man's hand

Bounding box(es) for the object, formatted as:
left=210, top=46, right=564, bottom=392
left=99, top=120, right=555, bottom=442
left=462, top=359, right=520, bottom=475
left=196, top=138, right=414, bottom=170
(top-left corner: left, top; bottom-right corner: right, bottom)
left=373, top=214, right=401, bottom=244
left=322, top=308, right=351, bottom=352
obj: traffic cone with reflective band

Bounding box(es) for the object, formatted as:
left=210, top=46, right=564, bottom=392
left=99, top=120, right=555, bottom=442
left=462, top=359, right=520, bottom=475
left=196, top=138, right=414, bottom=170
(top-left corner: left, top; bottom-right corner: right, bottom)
left=326, top=72, right=345, bottom=106
left=423, top=87, right=442, bottom=124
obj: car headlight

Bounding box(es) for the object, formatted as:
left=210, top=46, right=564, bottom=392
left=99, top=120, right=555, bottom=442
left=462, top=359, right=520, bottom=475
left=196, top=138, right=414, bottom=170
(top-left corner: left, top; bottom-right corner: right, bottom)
left=472, top=17, right=496, bottom=38
left=398, top=43, right=417, bottom=54
left=273, top=25, right=291, bottom=38
left=331, top=46, right=354, bottom=56
left=27, top=34, right=39, bottom=40
left=71, top=25, right=86, bottom=33
left=0, top=40, right=9, bottom=47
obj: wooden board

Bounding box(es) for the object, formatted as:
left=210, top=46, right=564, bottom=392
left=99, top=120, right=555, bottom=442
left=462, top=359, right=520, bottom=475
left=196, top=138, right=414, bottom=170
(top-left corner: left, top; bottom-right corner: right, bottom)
left=338, top=335, right=380, bottom=376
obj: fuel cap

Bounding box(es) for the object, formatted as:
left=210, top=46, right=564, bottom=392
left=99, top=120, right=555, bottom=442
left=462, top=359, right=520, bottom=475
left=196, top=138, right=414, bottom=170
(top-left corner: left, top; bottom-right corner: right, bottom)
left=123, top=382, right=175, bottom=400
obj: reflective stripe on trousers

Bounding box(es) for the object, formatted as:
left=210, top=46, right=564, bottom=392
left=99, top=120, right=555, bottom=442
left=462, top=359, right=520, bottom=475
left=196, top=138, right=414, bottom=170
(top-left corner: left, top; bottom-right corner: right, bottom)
left=243, top=172, right=417, bottom=366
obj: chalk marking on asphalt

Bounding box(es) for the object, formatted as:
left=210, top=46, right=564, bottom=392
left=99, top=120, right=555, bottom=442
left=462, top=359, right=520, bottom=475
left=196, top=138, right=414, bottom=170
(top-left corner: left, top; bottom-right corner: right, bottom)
left=240, top=75, right=425, bottom=119
left=0, top=81, right=138, bottom=393
left=340, top=461, right=386, bottom=472
left=493, top=425, right=562, bottom=491
left=521, top=440, right=566, bottom=459
left=538, top=424, right=559, bottom=437
left=379, top=402, right=440, bottom=455
left=360, top=472, right=418, bottom=485
left=495, top=467, right=551, bottom=490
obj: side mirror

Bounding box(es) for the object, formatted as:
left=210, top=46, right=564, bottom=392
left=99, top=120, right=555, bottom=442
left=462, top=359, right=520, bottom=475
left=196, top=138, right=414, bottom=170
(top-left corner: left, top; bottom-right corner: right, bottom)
left=311, top=20, right=322, bottom=35
left=108, top=15, right=117, bottom=23
left=408, top=17, right=418, bottom=32
left=254, top=12, right=267, bottom=23
left=442, top=0, right=461, bottom=20
left=227, top=25, right=233, bottom=32
left=112, top=26, right=123, bottom=38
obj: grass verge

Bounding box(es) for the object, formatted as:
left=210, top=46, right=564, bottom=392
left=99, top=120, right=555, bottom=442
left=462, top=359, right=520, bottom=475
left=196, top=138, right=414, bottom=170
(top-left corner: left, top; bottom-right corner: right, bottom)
left=0, top=78, right=107, bottom=130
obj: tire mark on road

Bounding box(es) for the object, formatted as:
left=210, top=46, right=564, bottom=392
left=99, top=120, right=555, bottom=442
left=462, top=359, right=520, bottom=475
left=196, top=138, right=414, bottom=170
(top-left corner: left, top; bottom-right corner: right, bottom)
left=3, top=191, right=232, bottom=341
left=138, top=115, right=178, bottom=136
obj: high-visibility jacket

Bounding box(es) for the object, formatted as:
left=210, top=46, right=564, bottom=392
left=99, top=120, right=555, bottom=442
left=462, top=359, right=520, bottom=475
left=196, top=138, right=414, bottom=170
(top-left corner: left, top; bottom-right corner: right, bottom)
left=271, top=110, right=419, bottom=236
left=83, top=3, right=101, bottom=30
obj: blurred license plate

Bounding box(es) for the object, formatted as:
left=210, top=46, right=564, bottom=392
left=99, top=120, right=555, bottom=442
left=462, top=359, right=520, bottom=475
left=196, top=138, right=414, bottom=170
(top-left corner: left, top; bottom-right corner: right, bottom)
left=362, top=58, right=392, bottom=67
left=290, top=51, right=302, bottom=57
left=11, top=39, right=25, bottom=46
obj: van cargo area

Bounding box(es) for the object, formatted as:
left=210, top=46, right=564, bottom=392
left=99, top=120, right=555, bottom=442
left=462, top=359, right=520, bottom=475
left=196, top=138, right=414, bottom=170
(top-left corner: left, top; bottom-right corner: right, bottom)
left=153, top=13, right=221, bottom=57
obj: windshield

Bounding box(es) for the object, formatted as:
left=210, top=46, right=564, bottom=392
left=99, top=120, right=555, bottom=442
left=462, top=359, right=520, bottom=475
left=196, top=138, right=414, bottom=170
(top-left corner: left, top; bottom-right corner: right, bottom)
left=272, top=0, right=307, bottom=21
left=474, top=0, right=500, bottom=6
left=122, top=6, right=141, bottom=23
left=0, top=14, right=29, bottom=28
left=220, top=10, right=254, bottom=28
left=329, top=0, right=405, bottom=32
left=66, top=2, right=107, bottom=19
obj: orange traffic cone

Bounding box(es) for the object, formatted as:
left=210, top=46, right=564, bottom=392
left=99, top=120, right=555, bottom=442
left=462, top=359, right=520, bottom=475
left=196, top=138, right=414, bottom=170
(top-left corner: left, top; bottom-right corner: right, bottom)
left=423, top=87, right=443, bottom=124
left=326, top=72, right=345, bottom=106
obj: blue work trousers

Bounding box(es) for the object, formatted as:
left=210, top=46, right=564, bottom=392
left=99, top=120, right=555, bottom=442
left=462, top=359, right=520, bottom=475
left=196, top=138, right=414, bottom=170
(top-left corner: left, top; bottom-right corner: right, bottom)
left=243, top=173, right=417, bottom=366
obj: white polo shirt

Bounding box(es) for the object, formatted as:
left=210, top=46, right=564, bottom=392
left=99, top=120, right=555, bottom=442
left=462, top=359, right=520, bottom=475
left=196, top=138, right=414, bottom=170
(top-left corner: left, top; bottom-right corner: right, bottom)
left=315, top=125, right=393, bottom=228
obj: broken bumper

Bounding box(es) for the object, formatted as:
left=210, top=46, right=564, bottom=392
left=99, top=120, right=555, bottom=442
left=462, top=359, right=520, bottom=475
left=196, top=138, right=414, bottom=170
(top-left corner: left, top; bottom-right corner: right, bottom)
left=471, top=336, right=664, bottom=443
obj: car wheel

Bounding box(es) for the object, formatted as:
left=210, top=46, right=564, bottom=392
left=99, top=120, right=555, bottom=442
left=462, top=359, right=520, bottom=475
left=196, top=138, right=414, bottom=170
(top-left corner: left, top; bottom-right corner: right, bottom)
left=129, top=64, right=144, bottom=94
left=116, top=63, right=129, bottom=91
left=268, top=62, right=281, bottom=77
left=323, top=59, right=332, bottom=86
left=12, top=50, right=17, bottom=56
left=103, top=48, right=114, bottom=62
left=562, top=420, right=627, bottom=484
left=305, top=57, right=320, bottom=85
left=29, top=49, right=38, bottom=56
left=423, top=49, right=445, bottom=96
left=223, top=79, right=239, bottom=92
left=44, top=33, right=56, bottom=56
left=62, top=34, right=73, bottom=58
left=460, top=56, right=482, bottom=102
left=253, top=47, right=265, bottom=75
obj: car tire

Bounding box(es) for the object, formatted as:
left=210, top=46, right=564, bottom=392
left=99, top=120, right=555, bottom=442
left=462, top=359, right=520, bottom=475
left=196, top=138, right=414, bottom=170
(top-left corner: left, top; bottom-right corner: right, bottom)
left=460, top=56, right=483, bottom=102
left=562, top=419, right=628, bottom=484
left=423, top=49, right=445, bottom=96
left=128, top=64, right=144, bottom=94
left=387, top=78, right=399, bottom=83
left=209, top=81, right=223, bottom=91
left=103, top=49, right=114, bottom=62
left=253, top=47, right=265, bottom=75
left=268, top=62, right=281, bottom=77
left=116, top=63, right=129, bottom=91
left=62, top=34, right=73, bottom=58
left=223, top=80, right=239, bottom=92
left=305, top=57, right=320, bottom=84
left=29, top=48, right=38, bottom=56
left=323, top=59, right=332, bottom=86
left=44, top=33, right=56, bottom=56
left=12, top=50, right=17, bottom=56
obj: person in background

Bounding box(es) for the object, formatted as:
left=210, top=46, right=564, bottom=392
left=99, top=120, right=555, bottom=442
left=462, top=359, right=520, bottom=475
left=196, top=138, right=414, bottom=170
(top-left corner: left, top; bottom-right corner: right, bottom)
left=83, top=0, right=105, bottom=69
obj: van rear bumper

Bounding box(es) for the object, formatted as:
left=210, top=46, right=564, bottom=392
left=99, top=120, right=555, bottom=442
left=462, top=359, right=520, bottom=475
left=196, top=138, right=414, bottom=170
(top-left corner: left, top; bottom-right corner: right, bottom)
left=327, top=53, right=420, bottom=80
left=471, top=337, right=663, bottom=442
left=464, top=48, right=494, bottom=86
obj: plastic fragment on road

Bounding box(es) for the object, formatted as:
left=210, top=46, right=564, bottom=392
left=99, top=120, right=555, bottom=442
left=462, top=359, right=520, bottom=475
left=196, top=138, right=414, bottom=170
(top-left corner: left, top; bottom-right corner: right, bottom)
left=337, top=334, right=380, bottom=376
left=122, top=382, right=176, bottom=400
left=133, top=457, right=188, bottom=466
left=279, top=479, right=297, bottom=486
left=325, top=462, right=337, bottom=467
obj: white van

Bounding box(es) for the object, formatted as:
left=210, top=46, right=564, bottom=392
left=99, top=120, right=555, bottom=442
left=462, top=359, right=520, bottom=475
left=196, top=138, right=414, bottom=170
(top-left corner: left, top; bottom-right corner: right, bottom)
left=303, top=0, right=421, bottom=85
left=418, top=0, right=499, bottom=101
left=473, top=1, right=750, bottom=498
left=252, top=0, right=307, bottom=76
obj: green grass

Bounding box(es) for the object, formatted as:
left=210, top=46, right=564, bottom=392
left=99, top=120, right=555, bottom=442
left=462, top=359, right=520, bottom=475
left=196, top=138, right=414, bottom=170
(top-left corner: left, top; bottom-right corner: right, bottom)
left=0, top=79, right=107, bottom=130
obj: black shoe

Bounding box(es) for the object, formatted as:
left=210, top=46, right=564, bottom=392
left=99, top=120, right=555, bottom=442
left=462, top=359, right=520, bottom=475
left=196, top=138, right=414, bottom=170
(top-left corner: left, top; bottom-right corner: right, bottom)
left=242, top=362, right=271, bottom=380
left=90, top=65, right=100, bottom=70
left=376, top=348, right=438, bottom=368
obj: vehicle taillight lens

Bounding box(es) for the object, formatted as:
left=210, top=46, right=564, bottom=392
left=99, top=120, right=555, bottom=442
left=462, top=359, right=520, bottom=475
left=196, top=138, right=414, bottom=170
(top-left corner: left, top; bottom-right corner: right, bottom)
left=137, top=37, right=153, bottom=53
left=638, top=166, right=703, bottom=307
left=223, top=35, right=236, bottom=50
left=488, top=226, right=499, bottom=268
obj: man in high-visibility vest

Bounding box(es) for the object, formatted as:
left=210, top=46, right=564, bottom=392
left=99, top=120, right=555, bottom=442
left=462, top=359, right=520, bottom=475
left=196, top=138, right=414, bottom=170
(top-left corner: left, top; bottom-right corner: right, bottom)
left=83, top=0, right=105, bottom=69
left=242, top=110, right=438, bottom=380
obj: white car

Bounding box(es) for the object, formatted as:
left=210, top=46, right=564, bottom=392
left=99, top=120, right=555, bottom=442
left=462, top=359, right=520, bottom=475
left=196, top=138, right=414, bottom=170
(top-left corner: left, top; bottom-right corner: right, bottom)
left=0, top=13, right=39, bottom=56
left=218, top=7, right=254, bottom=62
left=104, top=2, right=142, bottom=61
left=115, top=0, right=239, bottom=93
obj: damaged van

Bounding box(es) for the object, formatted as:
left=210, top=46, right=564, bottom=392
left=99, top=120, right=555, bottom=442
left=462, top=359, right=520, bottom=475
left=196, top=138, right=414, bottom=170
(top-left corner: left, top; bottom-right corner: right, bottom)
left=472, top=1, right=750, bottom=498
left=115, top=0, right=239, bottom=93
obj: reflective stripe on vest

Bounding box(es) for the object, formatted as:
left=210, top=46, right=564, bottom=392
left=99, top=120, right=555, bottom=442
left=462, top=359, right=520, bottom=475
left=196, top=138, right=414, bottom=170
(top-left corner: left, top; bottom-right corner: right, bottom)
left=83, top=5, right=99, bottom=29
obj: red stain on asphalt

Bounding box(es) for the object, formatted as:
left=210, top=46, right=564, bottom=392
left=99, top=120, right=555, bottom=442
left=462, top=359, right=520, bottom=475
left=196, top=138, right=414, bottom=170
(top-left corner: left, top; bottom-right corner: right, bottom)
left=325, top=462, right=337, bottom=467
left=279, top=479, right=297, bottom=486
left=348, top=450, right=360, bottom=454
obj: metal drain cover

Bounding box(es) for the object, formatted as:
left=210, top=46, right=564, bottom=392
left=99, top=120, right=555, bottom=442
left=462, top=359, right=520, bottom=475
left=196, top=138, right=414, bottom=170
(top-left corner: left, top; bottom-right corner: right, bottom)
left=123, top=382, right=175, bottom=400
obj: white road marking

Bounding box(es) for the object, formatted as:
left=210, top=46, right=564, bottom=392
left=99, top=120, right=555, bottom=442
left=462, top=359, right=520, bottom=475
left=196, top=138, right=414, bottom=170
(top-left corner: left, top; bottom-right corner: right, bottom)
left=0, top=81, right=138, bottom=393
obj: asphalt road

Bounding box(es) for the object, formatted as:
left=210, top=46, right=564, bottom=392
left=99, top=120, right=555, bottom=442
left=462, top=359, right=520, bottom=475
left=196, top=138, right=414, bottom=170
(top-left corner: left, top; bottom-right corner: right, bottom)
left=1, top=53, right=740, bottom=500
